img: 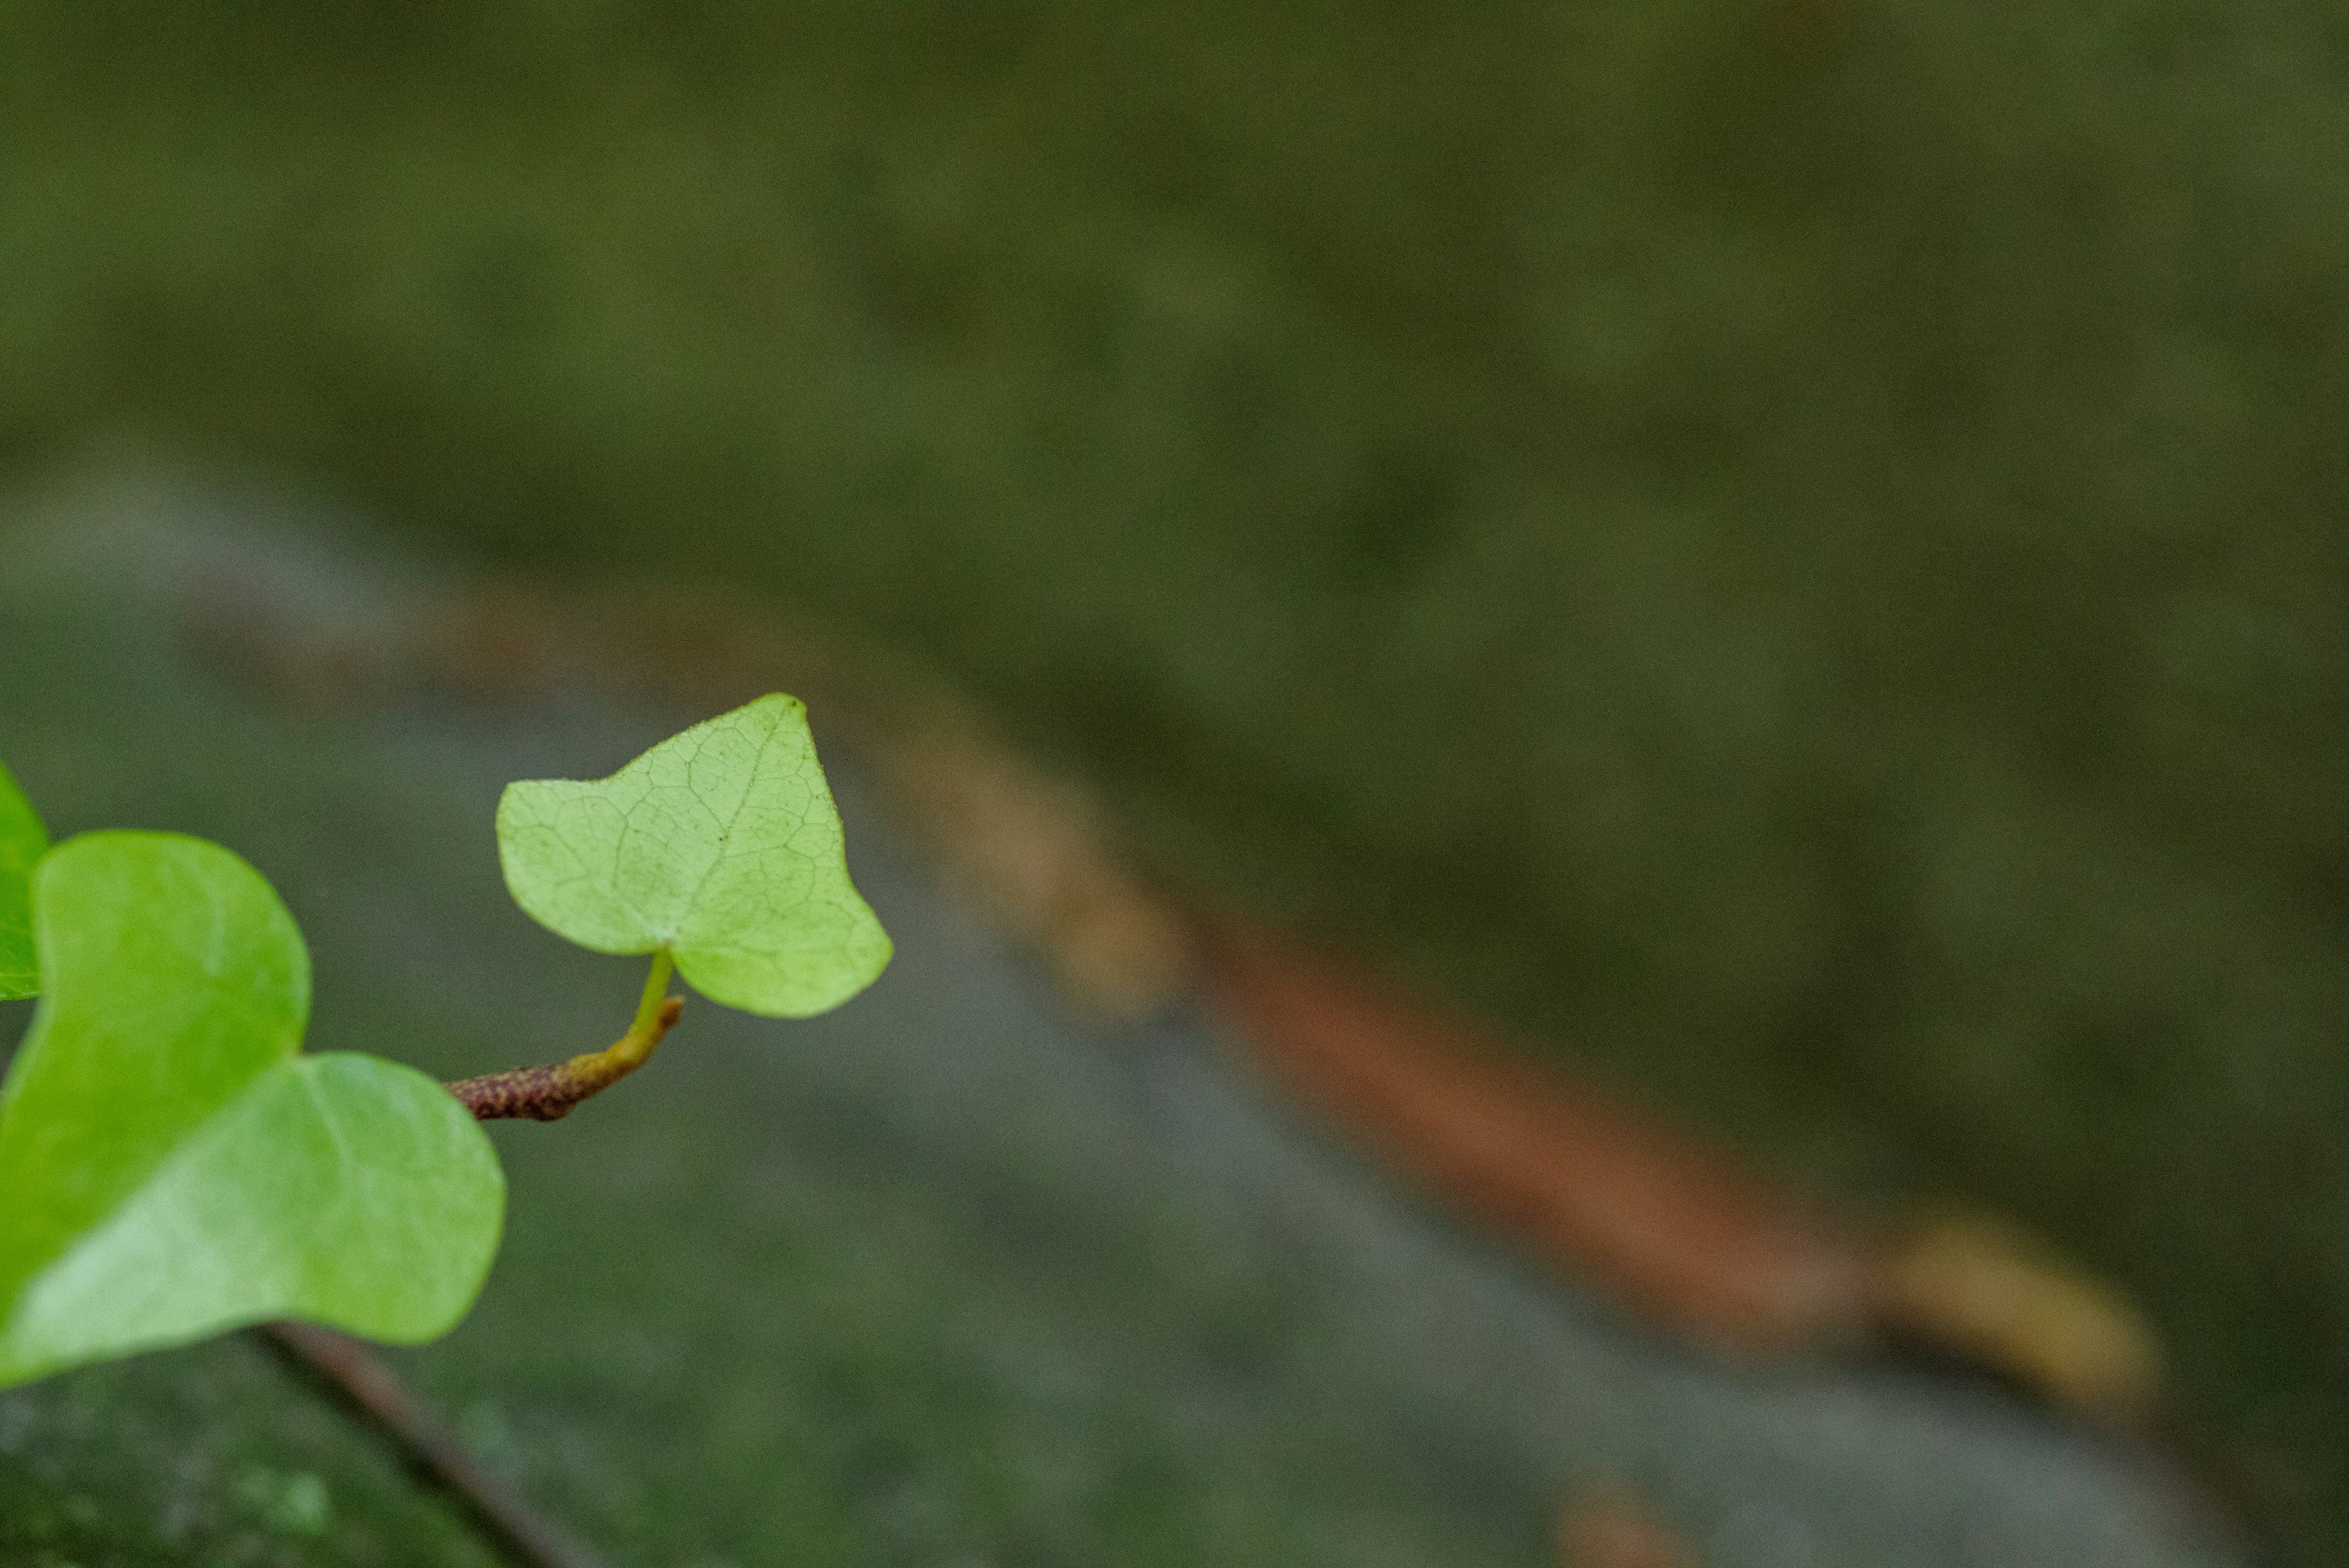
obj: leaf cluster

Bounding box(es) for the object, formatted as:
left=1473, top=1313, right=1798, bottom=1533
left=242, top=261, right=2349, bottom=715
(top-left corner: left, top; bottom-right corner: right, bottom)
left=0, top=697, right=886, bottom=1386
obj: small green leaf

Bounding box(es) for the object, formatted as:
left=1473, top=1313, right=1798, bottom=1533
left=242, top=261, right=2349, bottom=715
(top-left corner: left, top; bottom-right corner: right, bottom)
left=498, top=694, right=891, bottom=1017
left=0, top=833, right=504, bottom=1388
left=0, top=762, right=48, bottom=1000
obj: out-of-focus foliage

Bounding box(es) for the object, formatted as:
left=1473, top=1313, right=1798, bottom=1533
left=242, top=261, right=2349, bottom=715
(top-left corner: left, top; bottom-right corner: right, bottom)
left=0, top=764, right=46, bottom=1000
left=2, top=2, right=2345, bottom=1558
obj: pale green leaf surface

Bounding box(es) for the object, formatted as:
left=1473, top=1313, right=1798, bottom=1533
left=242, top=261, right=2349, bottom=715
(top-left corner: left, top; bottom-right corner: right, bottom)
left=498, top=694, right=892, bottom=1017
left=0, top=834, right=503, bottom=1388
left=0, top=762, right=47, bottom=1000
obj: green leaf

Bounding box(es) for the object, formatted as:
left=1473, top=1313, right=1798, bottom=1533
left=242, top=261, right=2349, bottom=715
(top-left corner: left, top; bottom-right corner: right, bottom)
left=0, top=762, right=48, bottom=1001
left=498, top=694, right=892, bottom=1017
left=0, top=833, right=504, bottom=1388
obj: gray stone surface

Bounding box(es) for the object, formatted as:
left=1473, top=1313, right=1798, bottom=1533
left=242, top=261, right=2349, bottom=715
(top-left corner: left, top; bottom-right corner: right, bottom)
left=0, top=474, right=2238, bottom=1566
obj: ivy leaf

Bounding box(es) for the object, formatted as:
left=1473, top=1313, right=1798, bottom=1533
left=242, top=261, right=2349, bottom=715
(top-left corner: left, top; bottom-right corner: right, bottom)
left=0, top=833, right=504, bottom=1388
left=0, top=762, right=48, bottom=1001
left=497, top=694, right=891, bottom=1017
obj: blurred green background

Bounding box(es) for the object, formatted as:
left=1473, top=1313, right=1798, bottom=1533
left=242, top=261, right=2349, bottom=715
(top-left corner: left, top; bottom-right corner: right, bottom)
left=3, top=2, right=2346, bottom=1560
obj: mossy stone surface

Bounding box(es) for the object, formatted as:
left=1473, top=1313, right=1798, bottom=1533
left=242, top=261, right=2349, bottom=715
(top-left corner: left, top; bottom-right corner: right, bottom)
left=0, top=485, right=2238, bottom=1567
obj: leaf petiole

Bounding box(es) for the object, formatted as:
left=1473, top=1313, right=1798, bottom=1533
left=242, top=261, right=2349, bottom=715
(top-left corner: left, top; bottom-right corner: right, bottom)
left=628, top=948, right=677, bottom=1042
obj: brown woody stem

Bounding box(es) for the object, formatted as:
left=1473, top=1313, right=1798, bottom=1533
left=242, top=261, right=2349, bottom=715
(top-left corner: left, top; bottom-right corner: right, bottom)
left=260, top=1320, right=607, bottom=1568
left=445, top=953, right=683, bottom=1121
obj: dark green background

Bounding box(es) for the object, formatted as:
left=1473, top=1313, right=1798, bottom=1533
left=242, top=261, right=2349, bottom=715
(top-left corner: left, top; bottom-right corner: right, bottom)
left=4, top=3, right=2346, bottom=1559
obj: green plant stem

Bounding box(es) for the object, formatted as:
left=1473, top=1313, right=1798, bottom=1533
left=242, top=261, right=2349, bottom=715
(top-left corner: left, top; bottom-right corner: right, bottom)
left=631, top=947, right=677, bottom=1039
left=444, top=951, right=681, bottom=1121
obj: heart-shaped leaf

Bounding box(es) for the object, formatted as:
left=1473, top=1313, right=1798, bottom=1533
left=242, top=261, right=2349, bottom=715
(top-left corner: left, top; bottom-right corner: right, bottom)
left=0, top=833, right=504, bottom=1388
left=498, top=694, right=891, bottom=1017
left=0, top=762, right=46, bottom=1001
